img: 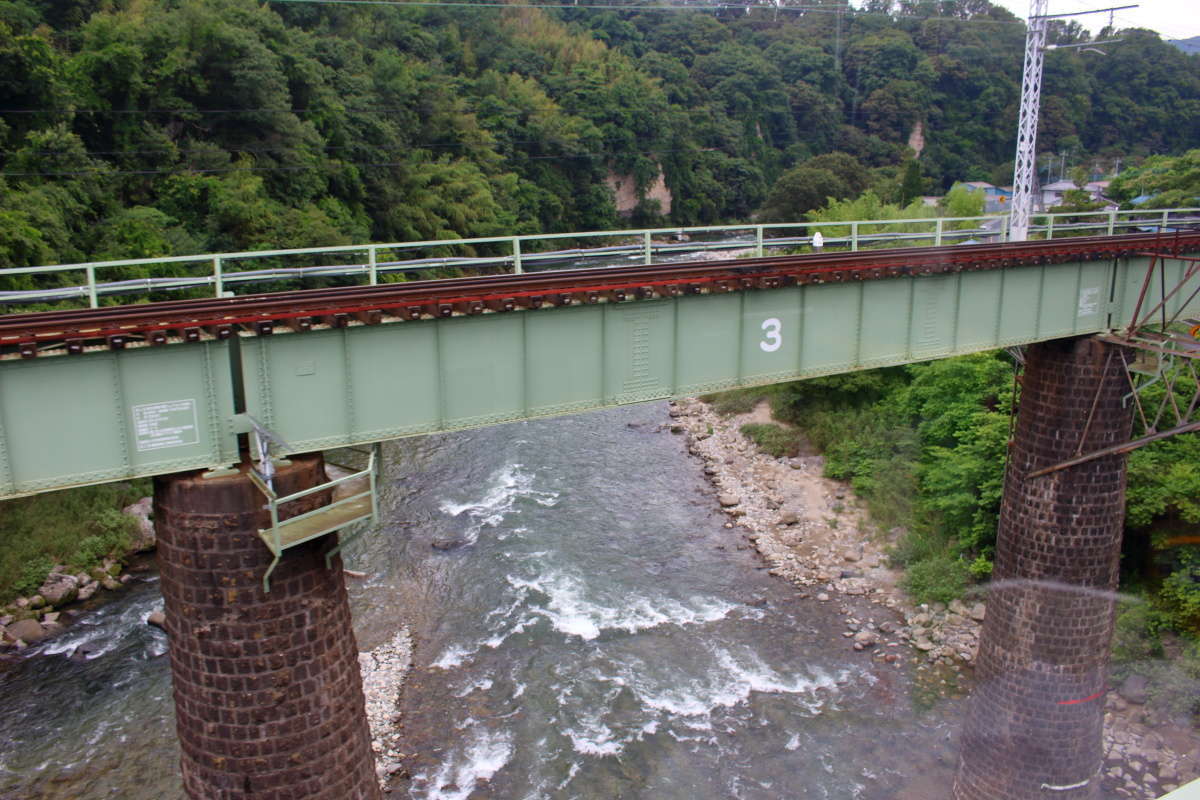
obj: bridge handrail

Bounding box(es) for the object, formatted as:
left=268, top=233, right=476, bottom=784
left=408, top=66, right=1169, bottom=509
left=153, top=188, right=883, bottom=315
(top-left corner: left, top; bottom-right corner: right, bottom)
left=3, top=207, right=1197, bottom=309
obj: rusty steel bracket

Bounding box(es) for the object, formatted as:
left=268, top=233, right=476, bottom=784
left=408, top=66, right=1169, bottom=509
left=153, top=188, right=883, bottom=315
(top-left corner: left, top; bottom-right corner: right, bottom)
left=1031, top=244, right=1200, bottom=478
left=1028, top=346, right=1199, bottom=479
left=1029, top=343, right=1200, bottom=478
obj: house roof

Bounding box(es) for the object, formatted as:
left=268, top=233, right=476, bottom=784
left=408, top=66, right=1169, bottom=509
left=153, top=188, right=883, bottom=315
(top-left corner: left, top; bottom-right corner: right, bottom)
left=1042, top=180, right=1078, bottom=191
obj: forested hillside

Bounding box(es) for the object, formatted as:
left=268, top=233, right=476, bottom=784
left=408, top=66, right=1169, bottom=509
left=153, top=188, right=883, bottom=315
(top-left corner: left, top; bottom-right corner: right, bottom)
left=1, top=0, right=1198, bottom=267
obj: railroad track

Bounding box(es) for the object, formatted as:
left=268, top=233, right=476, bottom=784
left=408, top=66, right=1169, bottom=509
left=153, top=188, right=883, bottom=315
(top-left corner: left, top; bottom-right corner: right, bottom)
left=3, top=232, right=1198, bottom=359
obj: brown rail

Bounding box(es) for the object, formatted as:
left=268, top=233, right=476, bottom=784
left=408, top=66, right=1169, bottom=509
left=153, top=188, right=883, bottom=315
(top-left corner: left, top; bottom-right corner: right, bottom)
left=3, top=232, right=1199, bottom=358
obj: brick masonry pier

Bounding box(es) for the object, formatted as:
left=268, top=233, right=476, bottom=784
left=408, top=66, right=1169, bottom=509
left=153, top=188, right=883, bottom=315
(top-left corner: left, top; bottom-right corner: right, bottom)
left=955, top=337, right=1134, bottom=800
left=155, top=454, right=381, bottom=800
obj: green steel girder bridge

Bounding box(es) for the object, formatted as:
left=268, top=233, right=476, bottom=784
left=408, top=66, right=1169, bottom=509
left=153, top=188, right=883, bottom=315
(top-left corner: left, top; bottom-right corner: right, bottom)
left=0, top=230, right=1197, bottom=502
left=5, top=225, right=1200, bottom=800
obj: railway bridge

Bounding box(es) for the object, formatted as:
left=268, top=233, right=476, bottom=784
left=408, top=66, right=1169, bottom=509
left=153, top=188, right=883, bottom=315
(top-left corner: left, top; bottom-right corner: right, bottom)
left=3, top=229, right=1199, bottom=799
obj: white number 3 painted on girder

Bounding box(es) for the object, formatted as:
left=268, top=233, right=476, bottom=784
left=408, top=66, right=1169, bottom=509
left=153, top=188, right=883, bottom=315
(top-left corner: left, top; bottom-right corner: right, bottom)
left=760, top=317, right=782, bottom=352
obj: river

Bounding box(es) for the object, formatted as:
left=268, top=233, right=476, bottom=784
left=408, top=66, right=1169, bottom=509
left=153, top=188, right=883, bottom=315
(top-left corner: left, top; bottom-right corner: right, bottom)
left=0, top=402, right=962, bottom=799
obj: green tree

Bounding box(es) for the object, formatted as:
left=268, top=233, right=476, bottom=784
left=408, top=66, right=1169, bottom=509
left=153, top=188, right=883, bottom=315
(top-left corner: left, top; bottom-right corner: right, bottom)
left=941, top=182, right=985, bottom=223
left=759, top=166, right=848, bottom=222
left=900, top=159, right=924, bottom=204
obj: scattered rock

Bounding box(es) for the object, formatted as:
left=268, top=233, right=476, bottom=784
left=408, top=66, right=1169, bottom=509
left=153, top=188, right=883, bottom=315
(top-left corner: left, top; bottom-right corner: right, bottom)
left=77, top=581, right=99, bottom=601
left=360, top=629, right=414, bottom=785
left=854, top=630, right=879, bottom=648
left=6, top=617, right=45, bottom=644
left=37, top=575, right=78, bottom=606
left=122, top=497, right=157, bottom=552
left=816, top=593, right=830, bottom=602
left=968, top=603, right=986, bottom=622
left=1118, top=674, right=1150, bottom=706
left=28, top=594, right=46, bottom=610
left=147, top=610, right=167, bottom=631
left=718, top=494, right=741, bottom=507
left=100, top=576, right=123, bottom=592
left=777, top=510, right=799, bottom=525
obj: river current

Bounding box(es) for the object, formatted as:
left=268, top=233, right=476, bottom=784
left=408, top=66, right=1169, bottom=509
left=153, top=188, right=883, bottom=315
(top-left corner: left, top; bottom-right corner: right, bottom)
left=0, top=403, right=960, bottom=799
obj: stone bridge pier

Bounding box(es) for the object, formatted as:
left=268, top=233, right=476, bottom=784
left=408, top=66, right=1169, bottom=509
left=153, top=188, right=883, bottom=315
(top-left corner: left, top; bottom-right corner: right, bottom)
left=154, top=453, right=381, bottom=800
left=955, top=336, right=1133, bottom=800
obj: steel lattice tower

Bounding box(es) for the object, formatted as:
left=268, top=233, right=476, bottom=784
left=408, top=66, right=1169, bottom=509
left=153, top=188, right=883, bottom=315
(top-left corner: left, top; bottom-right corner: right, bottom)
left=1010, top=0, right=1049, bottom=242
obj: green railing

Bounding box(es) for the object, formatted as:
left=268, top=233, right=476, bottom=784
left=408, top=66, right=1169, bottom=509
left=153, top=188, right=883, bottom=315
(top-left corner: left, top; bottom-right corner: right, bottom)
left=2, top=207, right=1197, bottom=309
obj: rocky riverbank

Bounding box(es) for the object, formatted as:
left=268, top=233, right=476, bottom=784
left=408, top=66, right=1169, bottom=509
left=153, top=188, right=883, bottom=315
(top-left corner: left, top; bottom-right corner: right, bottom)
left=672, top=397, right=982, bottom=669
left=0, top=497, right=155, bottom=651
left=672, top=396, right=1200, bottom=799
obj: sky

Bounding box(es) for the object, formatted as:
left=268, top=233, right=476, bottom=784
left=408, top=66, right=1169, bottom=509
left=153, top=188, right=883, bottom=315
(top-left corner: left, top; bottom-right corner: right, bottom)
left=983, top=0, right=1200, bottom=41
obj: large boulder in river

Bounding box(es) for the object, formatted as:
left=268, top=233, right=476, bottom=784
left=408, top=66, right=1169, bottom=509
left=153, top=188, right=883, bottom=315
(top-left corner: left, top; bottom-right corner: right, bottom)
left=122, top=497, right=156, bottom=552
left=38, top=573, right=78, bottom=607
left=431, top=537, right=468, bottom=552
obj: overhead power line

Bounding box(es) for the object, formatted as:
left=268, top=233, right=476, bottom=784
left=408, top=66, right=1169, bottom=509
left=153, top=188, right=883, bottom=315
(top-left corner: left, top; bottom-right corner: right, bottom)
left=0, top=145, right=724, bottom=177
left=266, top=0, right=1029, bottom=24
left=0, top=106, right=420, bottom=115
left=0, top=139, right=571, bottom=158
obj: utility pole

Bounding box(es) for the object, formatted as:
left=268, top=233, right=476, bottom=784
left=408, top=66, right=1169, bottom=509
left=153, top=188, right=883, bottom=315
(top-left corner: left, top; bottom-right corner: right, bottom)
left=1009, top=0, right=1048, bottom=242
left=1008, top=3, right=1134, bottom=241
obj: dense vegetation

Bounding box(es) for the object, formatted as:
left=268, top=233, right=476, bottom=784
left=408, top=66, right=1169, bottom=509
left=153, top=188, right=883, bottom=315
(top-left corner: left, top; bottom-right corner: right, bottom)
left=1109, top=149, right=1200, bottom=207
left=2, top=0, right=1199, bottom=273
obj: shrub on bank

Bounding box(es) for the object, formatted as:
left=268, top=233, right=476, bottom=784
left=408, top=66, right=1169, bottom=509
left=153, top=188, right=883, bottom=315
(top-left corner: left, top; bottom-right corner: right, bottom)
left=900, top=554, right=970, bottom=606
left=699, top=387, right=775, bottom=417
left=739, top=423, right=803, bottom=458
